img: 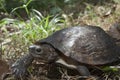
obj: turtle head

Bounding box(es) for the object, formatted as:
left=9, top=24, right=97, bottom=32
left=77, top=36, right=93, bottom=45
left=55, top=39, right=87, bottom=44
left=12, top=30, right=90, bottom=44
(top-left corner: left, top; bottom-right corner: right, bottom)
left=29, top=44, right=58, bottom=63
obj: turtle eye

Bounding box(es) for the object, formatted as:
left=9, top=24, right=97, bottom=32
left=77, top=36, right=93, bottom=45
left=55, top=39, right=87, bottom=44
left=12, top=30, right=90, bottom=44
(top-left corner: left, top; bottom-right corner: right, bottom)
left=35, top=47, right=42, bottom=53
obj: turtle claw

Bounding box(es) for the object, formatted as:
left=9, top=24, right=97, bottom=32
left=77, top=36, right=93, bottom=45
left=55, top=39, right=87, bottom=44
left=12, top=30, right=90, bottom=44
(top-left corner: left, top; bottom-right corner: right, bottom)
left=11, top=63, right=28, bottom=79
left=11, top=54, right=34, bottom=79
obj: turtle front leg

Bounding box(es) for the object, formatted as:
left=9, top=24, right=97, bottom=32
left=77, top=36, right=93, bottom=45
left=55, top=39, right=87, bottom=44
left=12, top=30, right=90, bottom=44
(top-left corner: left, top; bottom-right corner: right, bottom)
left=11, top=54, right=34, bottom=79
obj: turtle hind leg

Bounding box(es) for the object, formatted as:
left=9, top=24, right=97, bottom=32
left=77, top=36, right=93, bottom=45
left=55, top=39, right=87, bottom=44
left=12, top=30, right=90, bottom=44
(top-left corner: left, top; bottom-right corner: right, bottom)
left=77, top=65, right=91, bottom=80
left=77, top=65, right=90, bottom=77
left=77, top=65, right=97, bottom=80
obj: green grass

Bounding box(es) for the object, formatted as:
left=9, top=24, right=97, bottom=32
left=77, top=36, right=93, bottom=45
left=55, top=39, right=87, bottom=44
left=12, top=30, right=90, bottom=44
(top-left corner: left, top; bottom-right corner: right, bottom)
left=21, top=10, right=63, bottom=43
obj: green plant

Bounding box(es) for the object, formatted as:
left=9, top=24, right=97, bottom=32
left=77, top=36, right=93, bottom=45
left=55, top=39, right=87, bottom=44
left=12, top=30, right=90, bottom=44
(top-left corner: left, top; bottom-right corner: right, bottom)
left=11, top=0, right=33, bottom=16
left=21, top=9, right=63, bottom=43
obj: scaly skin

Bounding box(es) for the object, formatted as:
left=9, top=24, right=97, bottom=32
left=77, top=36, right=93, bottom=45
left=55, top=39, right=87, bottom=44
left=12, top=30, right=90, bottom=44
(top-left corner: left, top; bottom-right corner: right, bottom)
left=11, top=54, right=34, bottom=79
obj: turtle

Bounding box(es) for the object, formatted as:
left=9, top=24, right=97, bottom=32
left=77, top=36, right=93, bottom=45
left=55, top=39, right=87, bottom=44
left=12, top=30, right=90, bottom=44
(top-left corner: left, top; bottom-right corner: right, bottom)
left=11, top=25, right=120, bottom=79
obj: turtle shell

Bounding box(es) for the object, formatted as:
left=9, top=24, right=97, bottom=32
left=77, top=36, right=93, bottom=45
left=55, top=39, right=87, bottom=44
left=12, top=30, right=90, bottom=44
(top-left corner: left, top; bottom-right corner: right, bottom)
left=39, top=26, right=120, bottom=65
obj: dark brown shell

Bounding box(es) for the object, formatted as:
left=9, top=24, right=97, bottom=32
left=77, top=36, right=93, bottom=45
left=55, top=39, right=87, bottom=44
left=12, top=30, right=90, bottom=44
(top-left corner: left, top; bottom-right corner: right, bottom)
left=39, top=26, right=120, bottom=65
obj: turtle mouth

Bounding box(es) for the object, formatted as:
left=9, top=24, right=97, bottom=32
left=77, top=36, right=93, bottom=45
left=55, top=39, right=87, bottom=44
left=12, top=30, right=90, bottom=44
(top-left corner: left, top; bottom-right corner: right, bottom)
left=30, top=52, right=44, bottom=59
left=30, top=52, right=41, bottom=57
left=34, top=58, right=49, bottom=64
left=29, top=52, right=49, bottom=63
